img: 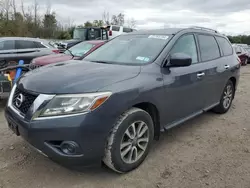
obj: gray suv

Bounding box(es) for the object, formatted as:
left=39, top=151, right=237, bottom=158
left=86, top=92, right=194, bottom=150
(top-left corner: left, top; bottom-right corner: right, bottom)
left=5, top=27, right=240, bottom=173
left=0, top=37, right=58, bottom=66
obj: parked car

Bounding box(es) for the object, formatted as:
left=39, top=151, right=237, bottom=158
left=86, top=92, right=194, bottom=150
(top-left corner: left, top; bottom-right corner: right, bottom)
left=29, top=40, right=106, bottom=70
left=0, top=37, right=59, bottom=79
left=233, top=44, right=249, bottom=65
left=106, top=25, right=136, bottom=39
left=243, top=46, right=250, bottom=63
left=55, top=27, right=109, bottom=50
left=5, top=27, right=240, bottom=173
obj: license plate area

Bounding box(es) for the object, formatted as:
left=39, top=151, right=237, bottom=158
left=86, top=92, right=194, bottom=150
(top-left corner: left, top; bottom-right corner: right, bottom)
left=8, top=118, right=20, bottom=136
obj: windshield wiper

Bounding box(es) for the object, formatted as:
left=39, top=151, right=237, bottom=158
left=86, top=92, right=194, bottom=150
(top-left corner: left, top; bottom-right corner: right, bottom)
left=67, top=49, right=75, bottom=58
left=89, top=60, right=113, bottom=64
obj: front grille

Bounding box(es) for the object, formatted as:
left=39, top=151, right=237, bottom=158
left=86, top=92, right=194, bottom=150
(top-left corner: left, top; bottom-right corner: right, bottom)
left=12, top=87, right=38, bottom=115
left=29, top=64, right=42, bottom=70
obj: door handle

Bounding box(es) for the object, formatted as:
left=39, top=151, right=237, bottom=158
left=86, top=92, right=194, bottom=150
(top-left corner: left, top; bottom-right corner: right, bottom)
left=197, top=72, right=205, bottom=78
left=224, top=65, right=230, bottom=69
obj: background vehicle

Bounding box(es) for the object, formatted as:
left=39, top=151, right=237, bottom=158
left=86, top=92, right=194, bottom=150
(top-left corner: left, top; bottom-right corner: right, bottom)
left=56, top=27, right=109, bottom=50
left=233, top=44, right=249, bottom=65
left=106, top=25, right=136, bottom=39
left=5, top=27, right=240, bottom=173
left=29, top=40, right=106, bottom=69
left=0, top=37, right=59, bottom=80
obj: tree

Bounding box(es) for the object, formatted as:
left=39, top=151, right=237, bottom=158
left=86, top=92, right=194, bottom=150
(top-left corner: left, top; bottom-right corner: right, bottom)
left=84, top=21, right=92, bottom=27
left=102, top=11, right=110, bottom=25
left=93, top=20, right=103, bottom=27
left=126, top=18, right=136, bottom=28
left=43, top=12, right=57, bottom=38
left=111, top=13, right=125, bottom=26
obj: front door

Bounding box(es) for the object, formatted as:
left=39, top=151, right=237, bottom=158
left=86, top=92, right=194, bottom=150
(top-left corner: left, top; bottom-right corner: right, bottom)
left=161, top=34, right=207, bottom=127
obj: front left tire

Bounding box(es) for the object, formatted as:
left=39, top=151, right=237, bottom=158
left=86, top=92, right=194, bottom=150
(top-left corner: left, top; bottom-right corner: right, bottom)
left=103, top=107, right=154, bottom=173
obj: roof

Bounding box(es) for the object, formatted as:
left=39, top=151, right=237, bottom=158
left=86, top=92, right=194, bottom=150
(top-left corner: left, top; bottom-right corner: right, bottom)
left=0, top=37, right=50, bottom=42
left=131, top=28, right=186, bottom=35
left=127, top=27, right=222, bottom=36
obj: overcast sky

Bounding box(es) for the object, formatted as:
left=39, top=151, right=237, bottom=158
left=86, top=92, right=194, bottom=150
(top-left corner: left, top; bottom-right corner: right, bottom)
left=19, top=0, right=250, bottom=35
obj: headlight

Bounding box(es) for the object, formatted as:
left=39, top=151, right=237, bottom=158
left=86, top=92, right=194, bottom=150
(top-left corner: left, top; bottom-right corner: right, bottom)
left=38, top=92, right=112, bottom=117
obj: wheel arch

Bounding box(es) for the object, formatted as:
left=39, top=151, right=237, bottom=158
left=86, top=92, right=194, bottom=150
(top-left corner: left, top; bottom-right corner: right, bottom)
left=133, top=102, right=161, bottom=140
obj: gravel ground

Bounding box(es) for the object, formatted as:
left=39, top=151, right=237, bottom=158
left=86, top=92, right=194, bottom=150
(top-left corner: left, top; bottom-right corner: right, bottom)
left=0, top=66, right=250, bottom=188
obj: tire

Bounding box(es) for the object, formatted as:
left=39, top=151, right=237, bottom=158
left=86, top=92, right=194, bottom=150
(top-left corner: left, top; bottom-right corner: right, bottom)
left=245, top=58, right=248, bottom=65
left=212, top=80, right=235, bottom=114
left=103, top=107, right=154, bottom=173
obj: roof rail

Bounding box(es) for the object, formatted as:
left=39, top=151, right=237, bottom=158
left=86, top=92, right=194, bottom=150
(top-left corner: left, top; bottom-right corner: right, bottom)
left=189, top=26, right=219, bottom=33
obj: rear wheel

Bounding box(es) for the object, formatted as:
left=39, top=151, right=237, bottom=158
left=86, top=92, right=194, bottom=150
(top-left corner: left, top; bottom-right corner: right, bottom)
left=103, top=107, right=154, bottom=173
left=213, top=80, right=234, bottom=114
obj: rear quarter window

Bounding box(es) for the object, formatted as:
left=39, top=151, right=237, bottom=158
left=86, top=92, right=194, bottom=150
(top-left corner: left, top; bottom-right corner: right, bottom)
left=111, top=26, right=120, bottom=31
left=215, top=37, right=233, bottom=56
left=198, top=35, right=220, bottom=62
left=35, top=42, right=47, bottom=48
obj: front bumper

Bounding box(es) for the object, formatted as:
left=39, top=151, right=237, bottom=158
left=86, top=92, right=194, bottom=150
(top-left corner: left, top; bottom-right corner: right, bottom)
left=5, top=105, right=114, bottom=167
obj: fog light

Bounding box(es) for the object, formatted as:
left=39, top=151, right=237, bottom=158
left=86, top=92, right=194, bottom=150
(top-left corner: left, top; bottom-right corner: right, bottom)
left=60, top=141, right=78, bottom=155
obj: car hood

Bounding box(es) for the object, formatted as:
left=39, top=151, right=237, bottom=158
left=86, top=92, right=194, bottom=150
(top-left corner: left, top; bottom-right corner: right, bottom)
left=18, top=60, right=141, bottom=94
left=32, top=54, right=78, bottom=66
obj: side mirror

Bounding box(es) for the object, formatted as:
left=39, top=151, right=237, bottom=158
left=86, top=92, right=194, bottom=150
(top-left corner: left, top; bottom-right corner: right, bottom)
left=167, top=53, right=192, bottom=67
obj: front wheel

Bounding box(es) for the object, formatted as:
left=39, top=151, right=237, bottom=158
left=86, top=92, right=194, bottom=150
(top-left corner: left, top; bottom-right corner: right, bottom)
left=103, top=107, right=154, bottom=173
left=212, top=80, right=235, bottom=114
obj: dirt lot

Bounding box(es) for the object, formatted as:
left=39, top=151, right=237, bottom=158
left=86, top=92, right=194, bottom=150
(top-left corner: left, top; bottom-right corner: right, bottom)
left=0, top=66, right=250, bottom=188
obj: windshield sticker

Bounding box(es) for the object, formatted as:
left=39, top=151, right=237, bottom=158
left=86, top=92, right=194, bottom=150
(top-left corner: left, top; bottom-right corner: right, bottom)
left=144, top=57, right=150, bottom=62
left=148, top=35, right=169, bottom=40
left=136, top=56, right=150, bottom=62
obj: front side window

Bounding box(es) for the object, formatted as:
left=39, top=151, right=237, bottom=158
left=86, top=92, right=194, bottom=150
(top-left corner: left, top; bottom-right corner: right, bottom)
left=16, top=40, right=37, bottom=49
left=64, top=42, right=95, bottom=57
left=0, top=40, right=15, bottom=50
left=85, top=34, right=171, bottom=65
left=170, top=34, right=198, bottom=64
left=198, top=35, right=220, bottom=61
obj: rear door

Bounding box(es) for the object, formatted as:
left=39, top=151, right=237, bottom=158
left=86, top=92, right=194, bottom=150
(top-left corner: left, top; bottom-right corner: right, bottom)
left=162, top=34, right=207, bottom=126
left=196, top=34, right=233, bottom=109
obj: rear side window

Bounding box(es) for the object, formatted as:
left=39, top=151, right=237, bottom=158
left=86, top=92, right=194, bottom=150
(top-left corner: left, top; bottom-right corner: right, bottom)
left=216, top=37, right=233, bottom=56
left=16, top=40, right=37, bottom=49
left=0, top=40, right=15, bottom=50
left=123, top=28, right=133, bottom=33
left=198, top=35, right=220, bottom=61
left=111, top=26, right=120, bottom=31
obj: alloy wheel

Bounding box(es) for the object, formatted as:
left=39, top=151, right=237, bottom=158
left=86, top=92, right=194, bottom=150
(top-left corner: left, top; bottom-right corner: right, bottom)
left=120, top=121, right=149, bottom=164
left=223, top=85, right=233, bottom=109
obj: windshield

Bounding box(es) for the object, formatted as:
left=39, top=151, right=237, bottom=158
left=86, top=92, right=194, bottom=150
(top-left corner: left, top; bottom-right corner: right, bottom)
left=73, top=28, right=87, bottom=40
left=64, top=42, right=95, bottom=57
left=85, top=34, right=170, bottom=65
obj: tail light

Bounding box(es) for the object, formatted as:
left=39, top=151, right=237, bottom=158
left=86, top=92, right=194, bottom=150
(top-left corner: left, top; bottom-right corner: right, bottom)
left=109, top=30, right=112, bottom=36
left=52, top=49, right=60, bottom=53
left=237, top=57, right=241, bottom=65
